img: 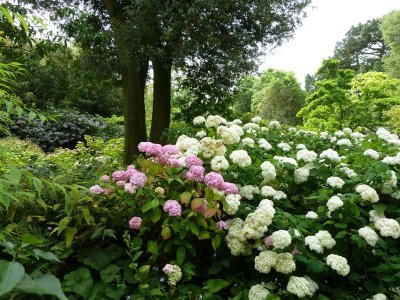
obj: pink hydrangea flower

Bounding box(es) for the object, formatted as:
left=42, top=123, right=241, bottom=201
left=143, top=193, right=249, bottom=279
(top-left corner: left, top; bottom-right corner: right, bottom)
left=116, top=180, right=126, bottom=186
left=129, top=216, right=142, bottom=230
left=163, top=200, right=182, bottom=217
left=162, top=145, right=180, bottom=156
left=103, top=187, right=114, bottom=196
left=138, top=142, right=162, bottom=156
left=90, top=185, right=103, bottom=195
left=169, top=158, right=183, bottom=168
left=124, top=183, right=137, bottom=194
left=112, top=170, right=127, bottom=181
left=223, top=182, right=238, bottom=194
left=264, top=235, right=273, bottom=246
left=100, top=175, right=110, bottom=182
left=184, top=155, right=203, bottom=167
left=130, top=170, right=147, bottom=188
left=204, top=172, right=225, bottom=189
left=162, top=264, right=174, bottom=274
left=186, top=165, right=205, bottom=181
left=216, top=220, right=228, bottom=230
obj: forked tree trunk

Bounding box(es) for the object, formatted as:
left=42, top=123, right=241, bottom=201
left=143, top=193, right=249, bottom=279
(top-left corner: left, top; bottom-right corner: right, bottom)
left=104, top=0, right=148, bottom=164
left=150, top=59, right=172, bottom=143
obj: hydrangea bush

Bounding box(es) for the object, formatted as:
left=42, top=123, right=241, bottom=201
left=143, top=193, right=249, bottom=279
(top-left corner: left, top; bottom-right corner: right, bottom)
left=95, top=115, right=400, bottom=299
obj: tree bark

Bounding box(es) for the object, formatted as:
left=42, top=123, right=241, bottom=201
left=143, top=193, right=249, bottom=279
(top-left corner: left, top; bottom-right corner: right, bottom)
left=150, top=59, right=172, bottom=143
left=104, top=0, right=148, bottom=164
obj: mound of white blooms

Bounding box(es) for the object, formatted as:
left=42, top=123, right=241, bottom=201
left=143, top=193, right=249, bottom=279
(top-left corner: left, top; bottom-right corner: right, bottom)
left=175, top=115, right=400, bottom=298
left=326, top=254, right=350, bottom=276
left=286, top=276, right=318, bottom=298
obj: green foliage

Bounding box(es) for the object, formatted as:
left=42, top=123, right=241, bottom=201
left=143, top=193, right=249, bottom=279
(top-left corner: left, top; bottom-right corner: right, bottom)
left=349, top=72, right=400, bottom=129
left=381, top=10, right=400, bottom=78
left=297, top=59, right=355, bottom=131
left=333, top=18, right=387, bottom=72
left=385, top=105, right=400, bottom=133
left=251, top=69, right=306, bottom=125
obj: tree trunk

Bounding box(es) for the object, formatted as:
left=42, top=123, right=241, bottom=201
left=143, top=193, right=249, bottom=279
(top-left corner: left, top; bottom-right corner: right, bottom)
left=150, top=59, right=172, bottom=143
left=104, top=0, right=148, bottom=164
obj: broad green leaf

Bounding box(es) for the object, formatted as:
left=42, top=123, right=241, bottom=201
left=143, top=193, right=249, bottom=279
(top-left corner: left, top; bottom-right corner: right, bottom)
left=66, top=227, right=77, bottom=247
left=180, top=191, right=192, bottom=204
left=21, top=233, right=43, bottom=245
left=16, top=13, right=28, bottom=33
left=63, top=268, right=93, bottom=298
left=147, top=240, right=158, bottom=255
left=0, top=260, right=25, bottom=296
left=142, top=201, right=153, bottom=212
left=177, top=246, right=186, bottom=265
left=205, top=279, right=230, bottom=293
left=32, top=249, right=60, bottom=262
left=15, top=274, right=67, bottom=300
left=100, top=265, right=121, bottom=283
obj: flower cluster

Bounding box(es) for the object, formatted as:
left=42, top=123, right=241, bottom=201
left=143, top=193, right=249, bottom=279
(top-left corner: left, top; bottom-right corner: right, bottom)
left=162, top=264, right=182, bottom=286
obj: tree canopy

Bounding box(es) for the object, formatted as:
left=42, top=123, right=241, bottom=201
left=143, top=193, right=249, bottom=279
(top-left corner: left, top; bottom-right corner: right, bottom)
left=28, top=0, right=311, bottom=163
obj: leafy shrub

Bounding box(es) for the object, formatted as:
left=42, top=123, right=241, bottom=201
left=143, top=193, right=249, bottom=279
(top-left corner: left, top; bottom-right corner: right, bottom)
left=0, top=137, right=44, bottom=172
left=9, top=109, right=108, bottom=151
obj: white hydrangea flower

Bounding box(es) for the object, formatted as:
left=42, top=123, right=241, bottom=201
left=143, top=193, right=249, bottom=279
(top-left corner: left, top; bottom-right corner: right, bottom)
left=358, top=227, right=379, bottom=247
left=243, top=205, right=275, bottom=239
left=286, top=276, right=318, bottom=298
left=326, top=254, right=350, bottom=276
left=239, top=185, right=260, bottom=200
left=381, top=154, right=400, bottom=165
left=269, top=120, right=280, bottom=128
left=193, top=116, right=206, bottom=125
left=217, top=126, right=240, bottom=144
left=381, top=170, right=397, bottom=195
left=296, top=144, right=306, bottom=149
left=271, top=230, right=291, bottom=249
left=320, top=149, right=341, bottom=163
left=205, top=115, right=227, bottom=128
left=225, top=194, right=241, bottom=215
left=254, top=250, right=277, bottom=274
left=176, top=135, right=201, bottom=155
left=277, top=142, right=291, bottom=152
left=248, top=284, right=270, bottom=300
left=320, top=131, right=329, bottom=139
left=327, top=195, right=343, bottom=213
left=274, top=156, right=298, bottom=168
left=376, top=127, right=400, bottom=145
left=273, top=191, right=287, bottom=200
left=251, top=116, right=262, bottom=123
left=229, top=123, right=244, bottom=136
left=274, top=252, right=296, bottom=274
left=315, top=230, right=336, bottom=249
left=261, top=186, right=277, bottom=198
left=225, top=218, right=252, bottom=256
left=327, top=176, right=345, bottom=189
left=306, top=211, right=318, bottom=219
left=259, top=138, right=272, bottom=151
left=162, top=264, right=182, bottom=286
left=340, top=166, right=357, bottom=178
left=289, top=127, right=297, bottom=133
left=363, top=149, right=379, bottom=160
left=337, top=138, right=352, bottom=147
left=231, top=119, right=242, bottom=125
left=355, top=184, right=379, bottom=203
left=195, top=130, right=207, bottom=138
left=375, top=218, right=400, bottom=239
left=243, top=122, right=260, bottom=131
left=258, top=199, right=274, bottom=208
left=260, top=161, right=276, bottom=181
left=335, top=130, right=345, bottom=137
left=200, top=137, right=227, bottom=158
left=296, top=149, right=317, bottom=163
left=343, top=128, right=352, bottom=134
left=242, top=137, right=255, bottom=148
left=369, top=210, right=385, bottom=223
left=294, top=166, right=311, bottom=184
left=210, top=155, right=229, bottom=172
left=230, top=150, right=252, bottom=168
left=305, top=236, right=324, bottom=253
left=371, top=293, right=388, bottom=300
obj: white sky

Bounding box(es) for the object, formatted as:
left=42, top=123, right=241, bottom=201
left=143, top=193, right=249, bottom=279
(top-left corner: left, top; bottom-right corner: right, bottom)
left=259, top=0, right=400, bottom=84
